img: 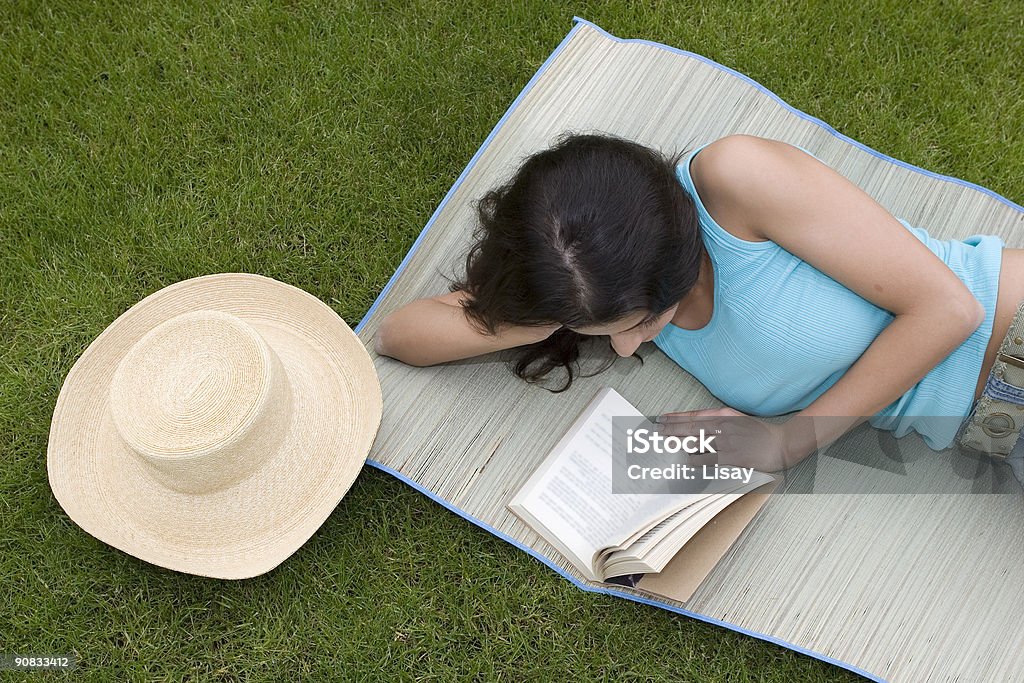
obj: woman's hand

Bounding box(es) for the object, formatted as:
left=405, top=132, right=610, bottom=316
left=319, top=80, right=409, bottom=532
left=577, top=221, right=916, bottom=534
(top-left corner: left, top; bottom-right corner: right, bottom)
left=655, top=406, right=795, bottom=473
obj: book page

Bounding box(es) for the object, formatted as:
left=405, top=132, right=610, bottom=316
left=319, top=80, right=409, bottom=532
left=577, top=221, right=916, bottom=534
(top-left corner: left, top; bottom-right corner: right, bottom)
left=602, top=475, right=773, bottom=576
left=624, top=472, right=773, bottom=558
left=508, top=386, right=712, bottom=579
left=603, top=493, right=725, bottom=557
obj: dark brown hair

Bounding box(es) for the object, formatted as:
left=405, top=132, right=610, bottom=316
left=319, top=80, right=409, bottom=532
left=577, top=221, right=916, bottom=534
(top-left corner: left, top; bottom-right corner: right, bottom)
left=448, top=131, right=704, bottom=392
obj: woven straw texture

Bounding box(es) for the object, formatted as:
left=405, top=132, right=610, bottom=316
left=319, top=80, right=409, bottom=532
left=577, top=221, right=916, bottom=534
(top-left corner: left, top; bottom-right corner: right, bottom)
left=48, top=273, right=383, bottom=580
left=358, top=19, right=1024, bottom=683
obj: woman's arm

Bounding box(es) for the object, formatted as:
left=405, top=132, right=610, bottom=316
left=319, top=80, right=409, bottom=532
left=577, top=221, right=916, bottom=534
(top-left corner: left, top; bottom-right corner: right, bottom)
left=374, top=290, right=562, bottom=366
left=695, top=135, right=985, bottom=465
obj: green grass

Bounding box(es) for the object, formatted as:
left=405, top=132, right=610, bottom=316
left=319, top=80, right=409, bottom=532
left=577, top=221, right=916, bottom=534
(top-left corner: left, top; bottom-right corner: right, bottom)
left=2, top=0, right=1021, bottom=680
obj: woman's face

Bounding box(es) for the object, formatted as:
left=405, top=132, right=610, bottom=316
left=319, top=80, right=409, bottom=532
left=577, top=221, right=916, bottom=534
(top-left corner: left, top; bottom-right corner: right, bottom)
left=568, top=303, right=679, bottom=358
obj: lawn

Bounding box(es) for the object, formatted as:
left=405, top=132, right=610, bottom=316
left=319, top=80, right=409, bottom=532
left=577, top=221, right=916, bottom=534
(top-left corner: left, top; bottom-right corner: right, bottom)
left=2, top=0, right=1021, bottom=680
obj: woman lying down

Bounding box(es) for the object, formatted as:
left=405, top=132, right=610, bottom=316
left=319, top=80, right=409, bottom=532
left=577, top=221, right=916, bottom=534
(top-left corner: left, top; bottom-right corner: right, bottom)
left=375, top=132, right=1024, bottom=490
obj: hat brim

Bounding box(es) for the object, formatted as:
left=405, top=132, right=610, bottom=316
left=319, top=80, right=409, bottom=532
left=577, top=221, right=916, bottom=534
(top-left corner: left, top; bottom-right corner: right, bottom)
left=46, top=273, right=383, bottom=579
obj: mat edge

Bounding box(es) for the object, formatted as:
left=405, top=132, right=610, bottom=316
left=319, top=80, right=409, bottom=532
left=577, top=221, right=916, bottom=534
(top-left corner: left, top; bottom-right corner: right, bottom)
left=365, top=457, right=887, bottom=683
left=352, top=15, right=1024, bottom=682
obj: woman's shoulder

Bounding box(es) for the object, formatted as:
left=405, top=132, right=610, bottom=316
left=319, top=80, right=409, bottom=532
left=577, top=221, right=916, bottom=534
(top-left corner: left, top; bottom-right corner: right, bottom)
left=688, top=135, right=772, bottom=245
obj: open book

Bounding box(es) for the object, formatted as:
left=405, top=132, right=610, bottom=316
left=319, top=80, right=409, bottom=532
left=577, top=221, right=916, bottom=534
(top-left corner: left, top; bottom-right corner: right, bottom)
left=509, top=386, right=778, bottom=585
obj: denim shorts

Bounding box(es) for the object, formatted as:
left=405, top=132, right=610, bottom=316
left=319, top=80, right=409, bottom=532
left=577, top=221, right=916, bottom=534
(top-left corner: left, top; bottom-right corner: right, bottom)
left=958, top=299, right=1024, bottom=459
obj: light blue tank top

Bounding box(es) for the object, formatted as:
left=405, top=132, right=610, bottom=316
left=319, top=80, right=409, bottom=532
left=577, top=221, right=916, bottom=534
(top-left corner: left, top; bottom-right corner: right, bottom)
left=652, top=142, right=1004, bottom=450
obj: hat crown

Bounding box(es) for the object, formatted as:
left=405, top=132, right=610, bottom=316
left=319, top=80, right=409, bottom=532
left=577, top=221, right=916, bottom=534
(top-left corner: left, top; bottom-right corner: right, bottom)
left=109, top=310, right=292, bottom=493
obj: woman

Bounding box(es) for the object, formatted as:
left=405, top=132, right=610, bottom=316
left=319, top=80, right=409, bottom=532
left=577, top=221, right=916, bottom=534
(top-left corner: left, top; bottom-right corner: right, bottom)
left=374, top=132, right=1024, bottom=483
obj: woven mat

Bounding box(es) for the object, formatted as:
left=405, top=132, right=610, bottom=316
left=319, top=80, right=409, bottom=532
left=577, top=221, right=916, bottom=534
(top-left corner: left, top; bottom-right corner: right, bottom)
left=355, top=18, right=1024, bottom=683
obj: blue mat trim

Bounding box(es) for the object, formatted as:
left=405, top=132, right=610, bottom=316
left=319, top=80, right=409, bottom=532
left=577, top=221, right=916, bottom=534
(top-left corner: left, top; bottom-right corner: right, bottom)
left=356, top=19, right=586, bottom=336
left=353, top=16, right=1024, bottom=682
left=569, top=16, right=1023, bottom=215
left=364, top=458, right=886, bottom=682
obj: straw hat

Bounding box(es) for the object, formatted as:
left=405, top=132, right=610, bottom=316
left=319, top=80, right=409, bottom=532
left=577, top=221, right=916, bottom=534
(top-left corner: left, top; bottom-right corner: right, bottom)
left=46, top=273, right=383, bottom=579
